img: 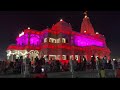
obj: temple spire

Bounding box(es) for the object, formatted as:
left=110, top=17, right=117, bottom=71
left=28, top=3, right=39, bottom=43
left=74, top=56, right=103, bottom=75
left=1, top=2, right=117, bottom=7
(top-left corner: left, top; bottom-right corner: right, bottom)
left=80, top=11, right=95, bottom=35
left=84, top=11, right=88, bottom=18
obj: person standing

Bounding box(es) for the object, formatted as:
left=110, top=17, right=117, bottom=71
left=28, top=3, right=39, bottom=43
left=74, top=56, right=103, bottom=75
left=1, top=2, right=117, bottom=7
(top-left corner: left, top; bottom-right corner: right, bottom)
left=24, top=56, right=31, bottom=77
left=45, top=56, right=49, bottom=63
left=100, top=67, right=106, bottom=78
left=35, top=56, right=39, bottom=65
left=81, top=56, right=87, bottom=71
left=91, top=55, right=96, bottom=70
left=101, top=56, right=107, bottom=69
left=69, top=59, right=74, bottom=78
left=45, top=56, right=49, bottom=72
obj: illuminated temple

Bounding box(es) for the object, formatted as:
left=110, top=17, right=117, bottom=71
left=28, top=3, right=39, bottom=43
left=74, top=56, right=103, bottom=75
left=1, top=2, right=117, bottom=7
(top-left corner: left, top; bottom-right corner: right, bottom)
left=6, top=12, right=111, bottom=62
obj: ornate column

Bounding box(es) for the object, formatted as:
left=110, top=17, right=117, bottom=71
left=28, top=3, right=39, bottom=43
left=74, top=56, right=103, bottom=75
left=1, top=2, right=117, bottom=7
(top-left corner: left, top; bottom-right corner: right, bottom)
left=47, top=38, right=49, bottom=43
left=60, top=38, right=62, bottom=43
left=60, top=54, right=62, bottom=60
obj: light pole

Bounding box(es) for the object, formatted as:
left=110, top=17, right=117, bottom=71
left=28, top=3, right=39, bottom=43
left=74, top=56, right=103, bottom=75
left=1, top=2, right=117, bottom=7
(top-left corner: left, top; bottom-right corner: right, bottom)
left=96, top=57, right=99, bottom=70
left=112, top=59, right=116, bottom=70
left=112, top=58, right=116, bottom=77
left=23, top=58, right=30, bottom=78
left=69, top=59, right=74, bottom=78
left=96, top=57, right=100, bottom=78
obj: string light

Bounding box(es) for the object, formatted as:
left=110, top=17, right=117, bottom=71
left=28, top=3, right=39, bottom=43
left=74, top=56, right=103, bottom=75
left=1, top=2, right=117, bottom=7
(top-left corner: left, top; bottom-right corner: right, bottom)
left=60, top=19, right=63, bottom=21
left=96, top=32, right=99, bottom=34
left=28, top=27, right=30, bottom=29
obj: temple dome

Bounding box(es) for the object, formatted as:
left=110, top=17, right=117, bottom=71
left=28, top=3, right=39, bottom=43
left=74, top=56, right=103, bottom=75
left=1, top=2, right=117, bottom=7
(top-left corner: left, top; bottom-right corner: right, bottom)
left=51, top=19, right=72, bottom=31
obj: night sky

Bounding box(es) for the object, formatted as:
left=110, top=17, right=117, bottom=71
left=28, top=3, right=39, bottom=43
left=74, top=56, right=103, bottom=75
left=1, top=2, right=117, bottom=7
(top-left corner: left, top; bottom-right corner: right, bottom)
left=0, top=11, right=119, bottom=59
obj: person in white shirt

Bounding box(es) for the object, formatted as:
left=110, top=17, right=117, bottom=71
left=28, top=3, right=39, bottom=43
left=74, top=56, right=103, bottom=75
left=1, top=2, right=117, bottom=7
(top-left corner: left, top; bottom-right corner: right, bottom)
left=45, top=56, right=49, bottom=63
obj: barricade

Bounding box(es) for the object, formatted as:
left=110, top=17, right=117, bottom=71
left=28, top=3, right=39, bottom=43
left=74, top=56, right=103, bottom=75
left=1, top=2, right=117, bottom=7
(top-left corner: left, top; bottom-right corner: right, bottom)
left=105, top=69, right=115, bottom=78
left=74, top=70, right=99, bottom=78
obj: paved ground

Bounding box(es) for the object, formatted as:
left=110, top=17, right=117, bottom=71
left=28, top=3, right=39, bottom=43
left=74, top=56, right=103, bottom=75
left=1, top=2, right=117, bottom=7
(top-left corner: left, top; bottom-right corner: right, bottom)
left=0, top=72, right=71, bottom=78
left=0, top=72, right=97, bottom=78
left=0, top=69, right=115, bottom=78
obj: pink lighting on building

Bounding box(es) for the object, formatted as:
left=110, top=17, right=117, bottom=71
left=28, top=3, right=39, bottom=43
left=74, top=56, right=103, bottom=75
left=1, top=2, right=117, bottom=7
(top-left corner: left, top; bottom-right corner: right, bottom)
left=17, top=34, right=29, bottom=46
left=74, top=36, right=104, bottom=47
left=7, top=11, right=111, bottom=61
left=30, top=34, right=40, bottom=46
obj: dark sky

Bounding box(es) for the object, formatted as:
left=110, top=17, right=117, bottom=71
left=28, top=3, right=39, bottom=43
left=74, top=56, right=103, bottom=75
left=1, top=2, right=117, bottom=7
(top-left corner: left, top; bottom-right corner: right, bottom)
left=0, top=11, right=119, bottom=59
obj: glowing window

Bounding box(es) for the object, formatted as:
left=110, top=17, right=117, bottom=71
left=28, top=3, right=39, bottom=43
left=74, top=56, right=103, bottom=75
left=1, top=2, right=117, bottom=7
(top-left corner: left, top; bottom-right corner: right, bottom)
left=30, top=35, right=40, bottom=46
left=62, top=38, right=66, bottom=43
left=49, top=38, right=57, bottom=43
left=44, top=38, right=47, bottom=43
left=49, top=38, right=52, bottom=42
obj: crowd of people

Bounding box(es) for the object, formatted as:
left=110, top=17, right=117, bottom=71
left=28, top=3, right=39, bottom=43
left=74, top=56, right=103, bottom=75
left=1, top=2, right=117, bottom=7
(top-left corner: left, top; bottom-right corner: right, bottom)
left=0, top=55, right=119, bottom=75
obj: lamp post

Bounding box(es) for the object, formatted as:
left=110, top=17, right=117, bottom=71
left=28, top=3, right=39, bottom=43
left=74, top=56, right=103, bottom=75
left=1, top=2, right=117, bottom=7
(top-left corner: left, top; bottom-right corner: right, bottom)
left=96, top=57, right=100, bottom=78
left=23, top=31, right=30, bottom=77
left=112, top=59, right=116, bottom=70
left=96, top=57, right=98, bottom=71
left=111, top=58, right=116, bottom=77
left=69, top=59, right=74, bottom=78
left=23, top=56, right=30, bottom=78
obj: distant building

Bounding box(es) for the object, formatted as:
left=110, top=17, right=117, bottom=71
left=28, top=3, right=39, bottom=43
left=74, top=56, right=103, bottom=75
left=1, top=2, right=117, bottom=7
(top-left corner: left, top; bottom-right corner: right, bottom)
left=6, top=12, right=111, bottom=62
